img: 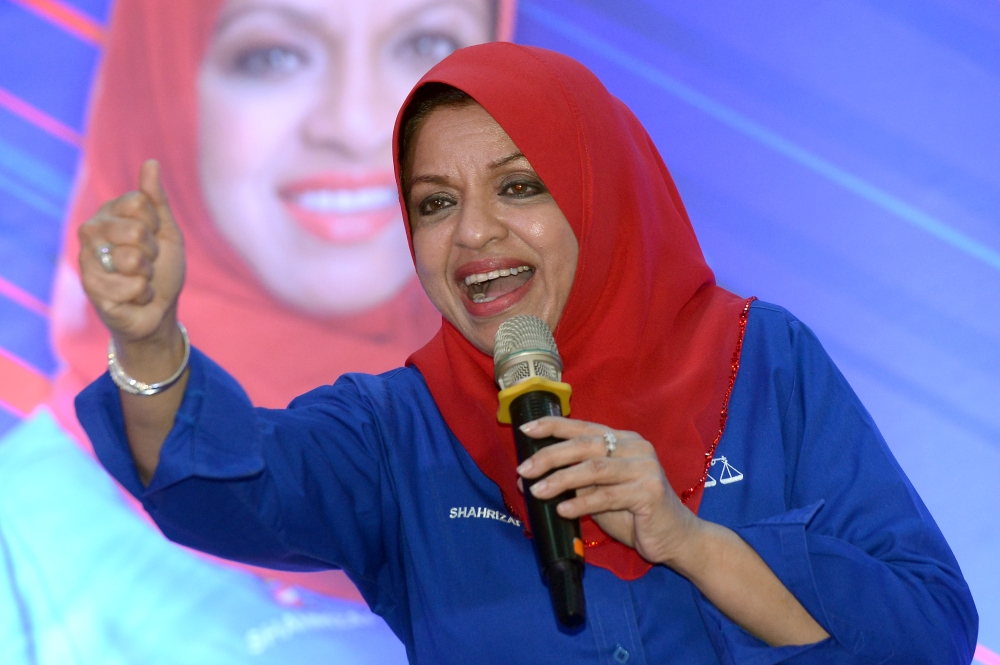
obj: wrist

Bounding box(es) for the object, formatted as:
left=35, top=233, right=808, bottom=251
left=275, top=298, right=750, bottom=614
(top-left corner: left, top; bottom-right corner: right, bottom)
left=112, top=317, right=186, bottom=387
left=661, top=516, right=715, bottom=581
left=114, top=309, right=179, bottom=354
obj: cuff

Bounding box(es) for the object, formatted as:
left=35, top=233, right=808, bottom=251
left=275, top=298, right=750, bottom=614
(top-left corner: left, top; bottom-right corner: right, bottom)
left=694, top=501, right=832, bottom=665
left=76, top=368, right=145, bottom=498
left=146, top=347, right=265, bottom=492
left=74, top=347, right=265, bottom=499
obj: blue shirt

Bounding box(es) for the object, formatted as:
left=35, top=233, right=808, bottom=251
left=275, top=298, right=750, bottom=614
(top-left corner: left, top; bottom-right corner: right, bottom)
left=76, top=302, right=978, bottom=664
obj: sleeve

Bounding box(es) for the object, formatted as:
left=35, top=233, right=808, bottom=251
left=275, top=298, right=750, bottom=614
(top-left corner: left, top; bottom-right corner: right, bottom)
left=695, top=313, right=978, bottom=665
left=74, top=347, right=398, bottom=606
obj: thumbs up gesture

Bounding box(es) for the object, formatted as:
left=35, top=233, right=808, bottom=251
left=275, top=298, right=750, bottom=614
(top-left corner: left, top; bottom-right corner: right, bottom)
left=79, top=160, right=186, bottom=363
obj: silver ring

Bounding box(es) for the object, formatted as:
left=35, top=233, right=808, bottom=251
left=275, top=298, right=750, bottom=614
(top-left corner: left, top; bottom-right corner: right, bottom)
left=97, top=243, right=115, bottom=273
left=603, top=431, right=617, bottom=457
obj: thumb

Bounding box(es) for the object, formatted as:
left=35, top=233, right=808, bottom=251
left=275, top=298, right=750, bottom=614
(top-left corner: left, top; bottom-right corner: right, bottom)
left=138, top=159, right=179, bottom=232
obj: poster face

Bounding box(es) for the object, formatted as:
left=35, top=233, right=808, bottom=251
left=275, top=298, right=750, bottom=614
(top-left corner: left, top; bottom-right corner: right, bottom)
left=1, top=0, right=999, bottom=662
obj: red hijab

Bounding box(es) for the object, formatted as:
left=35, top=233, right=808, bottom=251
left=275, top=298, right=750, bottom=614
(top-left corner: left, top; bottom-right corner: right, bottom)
left=397, top=44, right=754, bottom=581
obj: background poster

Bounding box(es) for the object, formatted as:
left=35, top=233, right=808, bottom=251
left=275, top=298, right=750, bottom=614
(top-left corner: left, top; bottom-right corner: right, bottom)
left=0, top=0, right=997, bottom=662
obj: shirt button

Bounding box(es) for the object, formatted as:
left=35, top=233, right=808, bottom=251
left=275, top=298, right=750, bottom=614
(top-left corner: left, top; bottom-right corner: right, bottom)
left=613, top=645, right=630, bottom=663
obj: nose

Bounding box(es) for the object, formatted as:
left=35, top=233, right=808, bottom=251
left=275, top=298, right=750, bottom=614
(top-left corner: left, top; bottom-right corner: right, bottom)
left=301, top=42, right=393, bottom=161
left=453, top=194, right=509, bottom=250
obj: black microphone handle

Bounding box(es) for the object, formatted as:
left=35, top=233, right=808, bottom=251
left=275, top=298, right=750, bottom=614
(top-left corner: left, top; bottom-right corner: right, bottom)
left=509, top=390, right=586, bottom=628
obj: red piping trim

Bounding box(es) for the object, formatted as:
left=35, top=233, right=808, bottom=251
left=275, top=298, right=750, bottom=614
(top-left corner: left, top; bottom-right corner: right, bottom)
left=680, top=296, right=757, bottom=504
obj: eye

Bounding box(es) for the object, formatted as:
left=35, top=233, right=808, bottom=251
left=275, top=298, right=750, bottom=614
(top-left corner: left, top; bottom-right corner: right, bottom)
left=233, top=45, right=309, bottom=78
left=502, top=179, right=544, bottom=198
left=417, top=194, right=456, bottom=216
left=396, top=32, right=460, bottom=63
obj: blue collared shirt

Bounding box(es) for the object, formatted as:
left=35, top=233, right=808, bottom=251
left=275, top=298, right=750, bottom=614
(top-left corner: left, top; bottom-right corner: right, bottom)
left=76, top=302, right=977, bottom=664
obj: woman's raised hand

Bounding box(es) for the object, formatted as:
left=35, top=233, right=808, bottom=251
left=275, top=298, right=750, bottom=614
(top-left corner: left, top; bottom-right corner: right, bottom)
left=78, top=160, right=189, bottom=484
left=515, top=417, right=700, bottom=568
left=78, top=160, right=186, bottom=349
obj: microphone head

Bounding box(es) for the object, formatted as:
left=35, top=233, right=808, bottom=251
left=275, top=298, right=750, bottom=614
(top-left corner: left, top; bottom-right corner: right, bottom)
left=493, top=315, right=563, bottom=390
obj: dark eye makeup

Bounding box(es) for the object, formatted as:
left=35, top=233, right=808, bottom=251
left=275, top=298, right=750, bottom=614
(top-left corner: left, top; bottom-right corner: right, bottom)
left=416, top=194, right=457, bottom=217
left=500, top=177, right=546, bottom=199
left=412, top=175, right=548, bottom=221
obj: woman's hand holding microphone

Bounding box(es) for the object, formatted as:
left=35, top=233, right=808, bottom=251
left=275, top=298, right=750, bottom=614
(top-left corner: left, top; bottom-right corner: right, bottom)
left=514, top=418, right=700, bottom=569
left=78, top=160, right=188, bottom=483
left=517, top=416, right=830, bottom=647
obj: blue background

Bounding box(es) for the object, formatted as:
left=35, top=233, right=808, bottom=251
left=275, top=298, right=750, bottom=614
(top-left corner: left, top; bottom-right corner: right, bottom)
left=0, top=0, right=996, bottom=656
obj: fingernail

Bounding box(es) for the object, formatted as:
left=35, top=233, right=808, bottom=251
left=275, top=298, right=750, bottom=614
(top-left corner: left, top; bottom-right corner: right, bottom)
left=517, top=459, right=533, bottom=475
left=529, top=480, right=547, bottom=496
left=519, top=420, right=538, bottom=433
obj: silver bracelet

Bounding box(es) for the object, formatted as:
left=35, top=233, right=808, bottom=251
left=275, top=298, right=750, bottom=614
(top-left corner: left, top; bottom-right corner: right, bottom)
left=108, top=323, right=191, bottom=396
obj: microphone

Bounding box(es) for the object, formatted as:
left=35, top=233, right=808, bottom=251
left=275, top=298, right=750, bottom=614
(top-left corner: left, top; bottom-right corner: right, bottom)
left=494, top=315, right=585, bottom=628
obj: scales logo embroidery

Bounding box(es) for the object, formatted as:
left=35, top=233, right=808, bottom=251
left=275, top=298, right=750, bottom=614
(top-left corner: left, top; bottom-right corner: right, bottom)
left=704, top=456, right=743, bottom=488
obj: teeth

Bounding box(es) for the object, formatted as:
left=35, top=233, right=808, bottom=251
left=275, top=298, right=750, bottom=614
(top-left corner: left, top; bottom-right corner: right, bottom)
left=295, top=186, right=397, bottom=214
left=463, top=265, right=532, bottom=286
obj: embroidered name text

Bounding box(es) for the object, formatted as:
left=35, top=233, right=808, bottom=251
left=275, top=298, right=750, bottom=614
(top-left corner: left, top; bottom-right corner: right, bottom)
left=449, top=506, right=522, bottom=527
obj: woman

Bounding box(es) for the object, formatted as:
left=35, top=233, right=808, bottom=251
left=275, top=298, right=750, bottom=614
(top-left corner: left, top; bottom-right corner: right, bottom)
left=75, top=43, right=978, bottom=662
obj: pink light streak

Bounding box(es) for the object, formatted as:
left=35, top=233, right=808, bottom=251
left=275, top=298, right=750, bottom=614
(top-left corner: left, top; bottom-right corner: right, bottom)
left=976, top=644, right=1000, bottom=665
left=0, top=275, right=49, bottom=317
left=0, top=347, right=51, bottom=417
left=0, top=85, right=82, bottom=146
left=0, top=395, right=28, bottom=419
left=10, top=0, right=104, bottom=46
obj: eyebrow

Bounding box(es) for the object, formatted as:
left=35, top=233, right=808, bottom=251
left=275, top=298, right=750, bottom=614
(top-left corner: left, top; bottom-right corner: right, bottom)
left=490, top=152, right=528, bottom=169
left=408, top=153, right=530, bottom=189
left=215, top=4, right=318, bottom=36
left=408, top=174, right=453, bottom=189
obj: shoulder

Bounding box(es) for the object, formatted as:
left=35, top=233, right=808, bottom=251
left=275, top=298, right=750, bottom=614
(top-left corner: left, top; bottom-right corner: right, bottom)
left=740, top=301, right=873, bottom=437
left=335, top=366, right=433, bottom=403
left=743, top=300, right=830, bottom=364
left=747, top=300, right=811, bottom=339
left=737, top=300, right=853, bottom=413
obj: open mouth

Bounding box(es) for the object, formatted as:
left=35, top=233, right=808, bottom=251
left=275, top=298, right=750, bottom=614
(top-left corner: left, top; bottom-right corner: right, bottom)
left=279, top=174, right=399, bottom=244
left=463, top=265, right=534, bottom=304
